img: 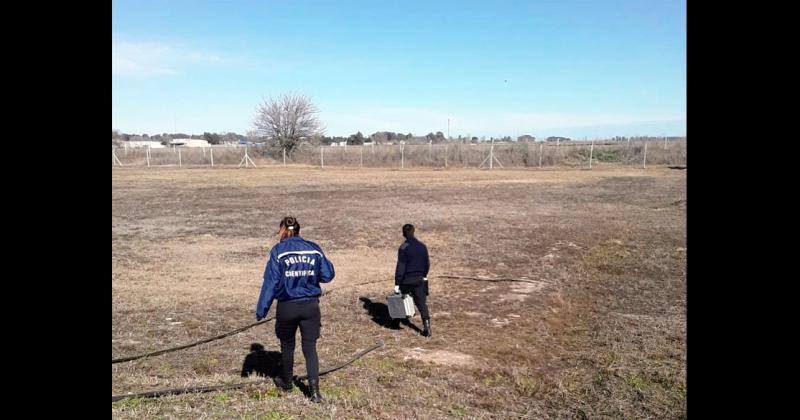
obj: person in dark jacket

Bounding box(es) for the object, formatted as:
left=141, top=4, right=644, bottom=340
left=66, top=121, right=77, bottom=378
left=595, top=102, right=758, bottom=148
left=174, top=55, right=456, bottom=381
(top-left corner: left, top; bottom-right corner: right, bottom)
left=256, top=216, right=335, bottom=403
left=394, top=223, right=432, bottom=337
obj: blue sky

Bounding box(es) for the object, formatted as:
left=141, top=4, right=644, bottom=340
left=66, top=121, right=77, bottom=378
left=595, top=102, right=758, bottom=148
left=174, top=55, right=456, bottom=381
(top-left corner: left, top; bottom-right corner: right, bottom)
left=112, top=0, right=686, bottom=138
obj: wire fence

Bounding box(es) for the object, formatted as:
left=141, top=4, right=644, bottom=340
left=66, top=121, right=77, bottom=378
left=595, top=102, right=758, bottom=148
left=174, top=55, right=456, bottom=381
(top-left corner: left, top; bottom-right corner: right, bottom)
left=112, top=139, right=687, bottom=169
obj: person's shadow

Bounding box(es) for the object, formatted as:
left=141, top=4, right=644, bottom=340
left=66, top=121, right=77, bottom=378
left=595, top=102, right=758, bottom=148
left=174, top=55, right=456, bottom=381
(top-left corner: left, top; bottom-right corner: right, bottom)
left=359, top=296, right=423, bottom=334
left=242, top=343, right=315, bottom=399
left=241, top=343, right=282, bottom=378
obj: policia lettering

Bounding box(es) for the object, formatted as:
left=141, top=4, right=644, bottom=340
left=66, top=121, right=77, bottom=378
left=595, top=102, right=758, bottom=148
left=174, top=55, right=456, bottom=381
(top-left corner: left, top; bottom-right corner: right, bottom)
left=283, top=255, right=316, bottom=267
left=282, top=251, right=320, bottom=277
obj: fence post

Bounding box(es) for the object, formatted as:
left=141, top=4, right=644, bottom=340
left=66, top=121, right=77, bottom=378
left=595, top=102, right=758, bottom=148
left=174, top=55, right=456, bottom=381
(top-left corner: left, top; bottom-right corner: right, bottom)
left=210, top=148, right=214, bottom=167
left=444, top=144, right=448, bottom=168
left=178, top=148, right=182, bottom=167
left=146, top=145, right=151, bottom=167
left=643, top=141, right=648, bottom=169
left=589, top=139, right=594, bottom=169
left=489, top=140, right=494, bottom=170
left=283, top=148, right=286, bottom=167
left=539, top=143, right=543, bottom=168
left=627, top=137, right=632, bottom=163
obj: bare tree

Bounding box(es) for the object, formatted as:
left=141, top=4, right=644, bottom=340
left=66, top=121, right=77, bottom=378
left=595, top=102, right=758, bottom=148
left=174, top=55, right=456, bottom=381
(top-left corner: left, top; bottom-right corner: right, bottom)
left=253, top=93, right=324, bottom=153
left=246, top=130, right=260, bottom=141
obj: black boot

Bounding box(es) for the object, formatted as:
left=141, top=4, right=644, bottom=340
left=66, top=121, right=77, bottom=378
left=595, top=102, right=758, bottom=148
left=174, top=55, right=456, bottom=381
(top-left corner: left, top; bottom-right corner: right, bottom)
left=309, top=378, right=323, bottom=403
left=272, top=375, right=293, bottom=391
left=422, top=318, right=431, bottom=337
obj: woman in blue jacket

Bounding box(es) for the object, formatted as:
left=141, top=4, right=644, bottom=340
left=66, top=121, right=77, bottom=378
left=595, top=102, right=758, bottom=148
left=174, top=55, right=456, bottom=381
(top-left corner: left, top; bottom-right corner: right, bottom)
left=256, top=216, right=335, bottom=403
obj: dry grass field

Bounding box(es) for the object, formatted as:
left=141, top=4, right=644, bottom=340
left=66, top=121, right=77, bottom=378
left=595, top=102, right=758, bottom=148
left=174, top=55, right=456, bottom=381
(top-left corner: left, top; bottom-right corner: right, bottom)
left=112, top=165, right=686, bottom=419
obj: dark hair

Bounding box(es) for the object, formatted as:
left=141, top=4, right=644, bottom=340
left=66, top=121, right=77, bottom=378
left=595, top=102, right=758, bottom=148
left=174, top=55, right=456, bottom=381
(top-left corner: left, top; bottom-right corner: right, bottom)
left=402, top=223, right=415, bottom=239
left=279, top=216, right=300, bottom=236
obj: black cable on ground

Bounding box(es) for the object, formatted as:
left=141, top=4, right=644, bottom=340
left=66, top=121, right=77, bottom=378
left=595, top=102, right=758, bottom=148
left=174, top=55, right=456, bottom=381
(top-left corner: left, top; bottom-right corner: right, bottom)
left=112, top=317, right=274, bottom=364
left=112, top=279, right=388, bottom=364
left=294, top=341, right=383, bottom=381
left=111, top=276, right=530, bottom=364
left=112, top=342, right=384, bottom=402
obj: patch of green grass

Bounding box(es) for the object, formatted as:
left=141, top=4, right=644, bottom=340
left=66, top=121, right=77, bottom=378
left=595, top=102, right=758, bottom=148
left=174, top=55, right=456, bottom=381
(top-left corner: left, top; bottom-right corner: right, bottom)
left=111, top=397, right=148, bottom=409
left=514, top=376, right=540, bottom=397
left=595, top=149, right=623, bottom=162
left=264, top=387, right=283, bottom=398
left=449, top=404, right=467, bottom=417
left=583, top=240, right=631, bottom=275
left=243, top=413, right=293, bottom=420
left=158, top=362, right=173, bottom=374
left=191, top=357, right=219, bottom=375
left=248, top=387, right=283, bottom=400
left=482, top=372, right=507, bottom=387
left=214, top=392, right=231, bottom=402
left=625, top=373, right=654, bottom=391
left=261, top=413, right=293, bottom=420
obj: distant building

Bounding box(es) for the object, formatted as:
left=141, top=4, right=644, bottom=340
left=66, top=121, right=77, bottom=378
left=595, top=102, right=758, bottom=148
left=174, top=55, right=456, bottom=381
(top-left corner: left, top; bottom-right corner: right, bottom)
left=123, top=140, right=165, bottom=149
left=170, top=138, right=211, bottom=148
left=546, top=136, right=571, bottom=142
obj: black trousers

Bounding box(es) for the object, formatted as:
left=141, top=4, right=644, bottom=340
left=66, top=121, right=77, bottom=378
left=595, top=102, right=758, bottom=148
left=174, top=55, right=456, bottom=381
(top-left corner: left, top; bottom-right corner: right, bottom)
left=275, top=300, right=321, bottom=381
left=399, top=282, right=430, bottom=320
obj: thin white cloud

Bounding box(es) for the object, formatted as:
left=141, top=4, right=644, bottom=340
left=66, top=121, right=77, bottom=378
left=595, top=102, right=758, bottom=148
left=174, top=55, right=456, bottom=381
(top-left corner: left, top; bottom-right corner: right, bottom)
left=112, top=38, right=224, bottom=77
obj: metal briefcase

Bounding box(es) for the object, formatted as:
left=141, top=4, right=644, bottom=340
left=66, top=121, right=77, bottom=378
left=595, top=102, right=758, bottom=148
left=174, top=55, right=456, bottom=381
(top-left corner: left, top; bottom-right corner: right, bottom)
left=387, top=293, right=415, bottom=318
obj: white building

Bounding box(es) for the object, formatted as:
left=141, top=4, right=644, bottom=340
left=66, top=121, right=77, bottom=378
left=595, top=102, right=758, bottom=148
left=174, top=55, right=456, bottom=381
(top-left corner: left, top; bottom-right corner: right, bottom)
left=123, top=140, right=165, bottom=149
left=170, top=138, right=211, bottom=148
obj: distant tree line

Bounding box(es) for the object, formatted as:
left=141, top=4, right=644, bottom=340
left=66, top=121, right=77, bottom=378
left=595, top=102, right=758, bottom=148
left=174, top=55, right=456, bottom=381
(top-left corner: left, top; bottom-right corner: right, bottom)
left=112, top=130, right=253, bottom=146
left=609, top=136, right=684, bottom=142
left=113, top=128, right=685, bottom=147
left=546, top=136, right=571, bottom=142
